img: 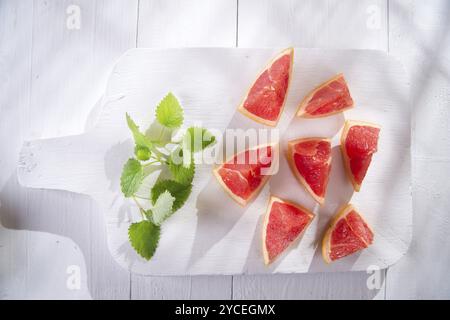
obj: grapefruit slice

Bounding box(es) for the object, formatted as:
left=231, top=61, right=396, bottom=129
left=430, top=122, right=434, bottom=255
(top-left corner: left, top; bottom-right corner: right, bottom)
left=341, top=120, right=381, bottom=191
left=238, top=48, right=294, bottom=127
left=286, top=138, right=331, bottom=205
left=213, top=144, right=278, bottom=206
left=262, top=196, right=314, bottom=265
left=322, top=204, right=374, bottom=263
left=297, top=73, right=354, bottom=118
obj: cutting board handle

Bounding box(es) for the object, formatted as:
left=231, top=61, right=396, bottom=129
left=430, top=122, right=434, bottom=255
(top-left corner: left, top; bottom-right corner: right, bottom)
left=17, top=134, right=99, bottom=196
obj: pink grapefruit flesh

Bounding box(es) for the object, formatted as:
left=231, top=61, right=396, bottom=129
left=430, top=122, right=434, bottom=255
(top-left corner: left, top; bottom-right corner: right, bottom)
left=322, top=204, right=374, bottom=263
left=341, top=120, right=381, bottom=191
left=287, top=138, right=331, bottom=205
left=262, top=196, right=314, bottom=265
left=238, top=48, right=294, bottom=126
left=297, top=73, right=354, bottom=118
left=213, top=145, right=276, bottom=206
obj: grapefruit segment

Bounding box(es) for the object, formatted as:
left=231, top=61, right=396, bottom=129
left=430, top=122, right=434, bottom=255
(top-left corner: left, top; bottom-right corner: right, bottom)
left=322, top=204, right=374, bottom=263
left=341, top=120, right=381, bottom=191
left=286, top=138, right=331, bottom=205
left=262, top=196, right=314, bottom=265
left=238, top=48, right=294, bottom=126
left=213, top=144, right=278, bottom=206
left=297, top=73, right=354, bottom=118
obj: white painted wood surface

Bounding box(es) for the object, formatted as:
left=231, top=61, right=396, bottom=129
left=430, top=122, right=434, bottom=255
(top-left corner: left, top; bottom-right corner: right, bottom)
left=0, top=0, right=136, bottom=300
left=1, top=0, right=450, bottom=299
left=17, top=48, right=411, bottom=276
left=0, top=0, right=89, bottom=300
left=385, top=0, right=450, bottom=299
left=0, top=223, right=91, bottom=300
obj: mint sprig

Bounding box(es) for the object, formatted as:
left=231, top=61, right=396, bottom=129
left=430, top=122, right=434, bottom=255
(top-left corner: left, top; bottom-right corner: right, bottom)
left=120, top=92, right=215, bottom=260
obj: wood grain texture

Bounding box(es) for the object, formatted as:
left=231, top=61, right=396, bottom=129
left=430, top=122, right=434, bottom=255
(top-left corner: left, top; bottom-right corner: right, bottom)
left=29, top=0, right=139, bottom=300
left=233, top=272, right=385, bottom=299
left=0, top=225, right=92, bottom=300
left=238, top=0, right=387, bottom=50
left=131, top=275, right=232, bottom=299
left=385, top=0, right=450, bottom=299
left=0, top=0, right=89, bottom=301
left=137, top=0, right=237, bottom=47
left=0, top=0, right=139, bottom=300
left=0, top=0, right=33, bottom=190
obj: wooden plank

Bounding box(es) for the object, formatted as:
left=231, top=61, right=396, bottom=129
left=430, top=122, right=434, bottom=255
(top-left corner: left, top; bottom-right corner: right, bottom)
left=0, top=225, right=92, bottom=299
left=0, top=0, right=90, bottom=300
left=0, top=0, right=33, bottom=189
left=130, top=0, right=237, bottom=299
left=29, top=0, right=138, bottom=300
left=0, top=3, right=92, bottom=297
left=131, top=276, right=232, bottom=299
left=238, top=0, right=387, bottom=50
left=233, top=272, right=385, bottom=299
left=47, top=0, right=138, bottom=300
left=28, top=0, right=138, bottom=138
left=137, top=0, right=237, bottom=47
left=385, top=0, right=450, bottom=299
left=235, top=0, right=390, bottom=299
left=0, top=0, right=139, bottom=299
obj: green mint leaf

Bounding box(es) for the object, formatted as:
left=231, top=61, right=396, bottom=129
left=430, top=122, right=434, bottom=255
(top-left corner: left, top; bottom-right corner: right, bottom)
left=155, top=93, right=184, bottom=129
left=126, top=113, right=153, bottom=150
left=151, top=180, right=192, bottom=212
left=184, top=127, right=216, bottom=153
left=120, top=158, right=145, bottom=197
left=168, top=148, right=195, bottom=185
left=135, top=145, right=151, bottom=161
left=128, top=220, right=160, bottom=260
left=151, top=191, right=175, bottom=225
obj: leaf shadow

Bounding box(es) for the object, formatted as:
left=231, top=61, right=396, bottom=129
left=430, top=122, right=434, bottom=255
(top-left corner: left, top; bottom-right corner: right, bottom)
left=188, top=176, right=247, bottom=269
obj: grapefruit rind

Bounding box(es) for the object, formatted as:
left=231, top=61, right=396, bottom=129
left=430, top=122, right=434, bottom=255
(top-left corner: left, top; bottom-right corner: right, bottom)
left=238, top=48, right=294, bottom=127
left=286, top=137, right=331, bottom=205
left=213, top=144, right=279, bottom=207
left=296, top=73, right=354, bottom=118
left=340, top=120, right=381, bottom=192
left=262, top=195, right=315, bottom=265
left=321, top=204, right=374, bottom=264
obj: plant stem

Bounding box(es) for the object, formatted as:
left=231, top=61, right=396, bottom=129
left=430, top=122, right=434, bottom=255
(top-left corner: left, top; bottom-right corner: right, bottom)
left=134, top=194, right=150, bottom=201
left=150, top=147, right=166, bottom=162
left=162, top=146, right=172, bottom=154
left=132, top=196, right=146, bottom=220
left=143, top=160, right=159, bottom=167
left=158, top=126, right=165, bottom=142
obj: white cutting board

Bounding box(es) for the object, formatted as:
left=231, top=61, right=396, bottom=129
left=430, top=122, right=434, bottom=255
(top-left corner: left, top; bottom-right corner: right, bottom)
left=17, top=48, right=411, bottom=275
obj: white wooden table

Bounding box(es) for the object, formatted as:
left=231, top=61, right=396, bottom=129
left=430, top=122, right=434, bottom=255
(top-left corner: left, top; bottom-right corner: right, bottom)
left=1, top=0, right=449, bottom=299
